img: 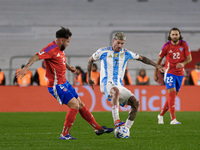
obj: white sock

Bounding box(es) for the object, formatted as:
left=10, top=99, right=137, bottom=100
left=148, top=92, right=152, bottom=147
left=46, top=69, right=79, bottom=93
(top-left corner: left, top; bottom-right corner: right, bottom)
left=125, top=119, right=134, bottom=129
left=112, top=105, right=119, bottom=122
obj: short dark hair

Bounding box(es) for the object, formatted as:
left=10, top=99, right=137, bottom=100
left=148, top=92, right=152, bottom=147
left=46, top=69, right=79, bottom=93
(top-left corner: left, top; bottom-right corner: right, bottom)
left=168, top=27, right=183, bottom=41
left=92, top=63, right=98, bottom=69
left=139, top=68, right=146, bottom=76
left=56, top=26, right=72, bottom=39
left=75, top=66, right=84, bottom=74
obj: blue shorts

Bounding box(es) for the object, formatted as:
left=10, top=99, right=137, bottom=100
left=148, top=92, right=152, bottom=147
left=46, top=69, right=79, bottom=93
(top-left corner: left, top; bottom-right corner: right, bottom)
left=48, top=81, right=78, bottom=105
left=164, top=73, right=184, bottom=92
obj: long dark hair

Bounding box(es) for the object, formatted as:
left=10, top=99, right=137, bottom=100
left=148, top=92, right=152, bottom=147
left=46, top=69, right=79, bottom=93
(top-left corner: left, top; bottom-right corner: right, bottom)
left=168, top=27, right=183, bottom=41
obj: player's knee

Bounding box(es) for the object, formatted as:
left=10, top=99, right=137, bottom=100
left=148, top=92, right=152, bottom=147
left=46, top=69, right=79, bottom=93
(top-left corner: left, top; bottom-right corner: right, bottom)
left=72, top=103, right=79, bottom=110
left=111, top=87, right=120, bottom=97
left=68, top=98, right=79, bottom=110
left=76, top=97, right=85, bottom=109
left=168, top=100, right=175, bottom=106
left=78, top=100, right=85, bottom=109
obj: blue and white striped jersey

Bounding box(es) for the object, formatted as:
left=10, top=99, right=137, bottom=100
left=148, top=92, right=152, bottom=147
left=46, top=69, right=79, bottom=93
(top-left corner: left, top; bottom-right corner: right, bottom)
left=92, top=46, right=139, bottom=87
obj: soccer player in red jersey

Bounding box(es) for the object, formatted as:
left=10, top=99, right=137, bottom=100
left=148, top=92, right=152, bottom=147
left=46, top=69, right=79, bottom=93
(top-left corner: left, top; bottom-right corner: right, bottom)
left=16, top=27, right=113, bottom=140
left=154, top=27, right=192, bottom=124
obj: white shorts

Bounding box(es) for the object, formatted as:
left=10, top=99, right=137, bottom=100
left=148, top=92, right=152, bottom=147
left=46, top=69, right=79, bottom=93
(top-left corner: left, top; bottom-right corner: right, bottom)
left=100, top=81, right=134, bottom=105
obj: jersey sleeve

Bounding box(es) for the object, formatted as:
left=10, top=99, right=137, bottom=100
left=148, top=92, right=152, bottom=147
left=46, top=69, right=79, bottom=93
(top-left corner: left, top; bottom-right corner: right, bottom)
left=159, top=43, right=168, bottom=58
left=183, top=41, right=191, bottom=56
left=92, top=48, right=103, bottom=61
left=126, top=50, right=140, bottom=60
left=36, top=45, right=55, bottom=60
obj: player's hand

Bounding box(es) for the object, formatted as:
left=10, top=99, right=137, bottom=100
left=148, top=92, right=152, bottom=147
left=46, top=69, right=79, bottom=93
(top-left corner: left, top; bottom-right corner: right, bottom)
left=16, top=67, right=28, bottom=79
left=157, top=65, right=165, bottom=73
left=70, top=67, right=76, bottom=73
left=88, top=78, right=94, bottom=90
left=176, top=63, right=184, bottom=69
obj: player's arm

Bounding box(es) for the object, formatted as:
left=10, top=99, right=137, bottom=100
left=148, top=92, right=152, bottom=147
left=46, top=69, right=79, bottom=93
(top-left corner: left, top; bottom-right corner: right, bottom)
left=16, top=54, right=40, bottom=79
left=176, top=54, right=192, bottom=69
left=154, top=56, right=163, bottom=82
left=66, top=62, right=76, bottom=73
left=137, top=55, right=164, bottom=72
left=87, top=56, right=95, bottom=89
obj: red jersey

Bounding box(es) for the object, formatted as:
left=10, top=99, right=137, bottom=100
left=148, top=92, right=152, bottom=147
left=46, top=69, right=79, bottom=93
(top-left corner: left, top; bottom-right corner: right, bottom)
left=159, top=40, right=191, bottom=76
left=37, top=41, right=66, bottom=87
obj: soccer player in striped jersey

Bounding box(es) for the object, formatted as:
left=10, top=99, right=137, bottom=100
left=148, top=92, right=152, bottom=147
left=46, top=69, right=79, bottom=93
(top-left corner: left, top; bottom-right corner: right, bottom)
left=16, top=27, right=113, bottom=140
left=154, top=27, right=192, bottom=125
left=87, top=32, right=164, bottom=130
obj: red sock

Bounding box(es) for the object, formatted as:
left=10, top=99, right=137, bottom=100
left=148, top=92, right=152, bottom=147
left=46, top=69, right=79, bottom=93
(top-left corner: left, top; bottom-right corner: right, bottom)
left=168, top=91, right=176, bottom=121
left=62, top=108, right=78, bottom=136
left=160, top=99, right=169, bottom=116
left=79, top=106, right=102, bottom=131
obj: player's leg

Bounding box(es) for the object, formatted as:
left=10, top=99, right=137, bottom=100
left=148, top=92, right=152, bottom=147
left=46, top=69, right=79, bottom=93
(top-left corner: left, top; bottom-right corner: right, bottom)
left=67, top=82, right=113, bottom=135
left=67, top=82, right=103, bottom=131
left=169, top=75, right=183, bottom=124
left=110, top=87, right=125, bottom=128
left=158, top=73, right=173, bottom=124
left=157, top=72, right=170, bottom=124
left=160, top=100, right=169, bottom=116
left=167, top=88, right=181, bottom=124
left=60, top=98, right=79, bottom=140
left=167, top=87, right=176, bottom=122
left=125, top=96, right=139, bottom=129
left=158, top=96, right=169, bottom=124
left=77, top=97, right=113, bottom=135
left=77, top=97, right=102, bottom=130
left=48, top=82, right=79, bottom=140
left=110, top=87, right=120, bottom=120
left=118, top=87, right=139, bottom=129
left=166, top=74, right=176, bottom=123
left=164, top=73, right=181, bottom=124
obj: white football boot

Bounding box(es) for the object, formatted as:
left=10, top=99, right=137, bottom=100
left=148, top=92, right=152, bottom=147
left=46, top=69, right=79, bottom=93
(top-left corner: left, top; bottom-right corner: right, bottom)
left=157, top=114, right=164, bottom=124
left=170, top=119, right=181, bottom=125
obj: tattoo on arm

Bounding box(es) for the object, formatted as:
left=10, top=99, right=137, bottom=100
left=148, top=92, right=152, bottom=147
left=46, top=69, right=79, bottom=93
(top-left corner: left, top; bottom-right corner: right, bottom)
left=66, top=63, right=71, bottom=70
left=87, top=62, right=92, bottom=79
left=87, top=58, right=94, bottom=79
left=25, top=55, right=40, bottom=68
left=139, top=56, right=157, bottom=67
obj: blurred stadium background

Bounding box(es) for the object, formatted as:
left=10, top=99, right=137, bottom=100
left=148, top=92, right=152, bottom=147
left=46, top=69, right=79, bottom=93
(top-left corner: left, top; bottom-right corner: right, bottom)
left=0, top=0, right=200, bottom=85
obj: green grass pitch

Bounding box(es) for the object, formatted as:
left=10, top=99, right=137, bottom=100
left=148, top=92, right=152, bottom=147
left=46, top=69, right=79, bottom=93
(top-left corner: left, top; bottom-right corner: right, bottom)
left=0, top=111, right=199, bottom=150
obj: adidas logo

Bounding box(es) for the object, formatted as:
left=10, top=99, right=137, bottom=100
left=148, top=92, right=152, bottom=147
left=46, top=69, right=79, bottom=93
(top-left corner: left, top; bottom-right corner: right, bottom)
left=169, top=50, right=173, bottom=53
left=108, top=54, right=112, bottom=58
left=57, top=53, right=60, bottom=57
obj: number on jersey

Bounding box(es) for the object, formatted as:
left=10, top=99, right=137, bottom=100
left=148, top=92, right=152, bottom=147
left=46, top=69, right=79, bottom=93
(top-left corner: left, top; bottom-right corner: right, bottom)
left=173, top=52, right=180, bottom=59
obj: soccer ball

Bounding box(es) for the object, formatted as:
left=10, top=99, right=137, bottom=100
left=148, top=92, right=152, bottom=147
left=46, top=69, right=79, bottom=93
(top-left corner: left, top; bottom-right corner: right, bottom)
left=114, top=126, right=130, bottom=138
